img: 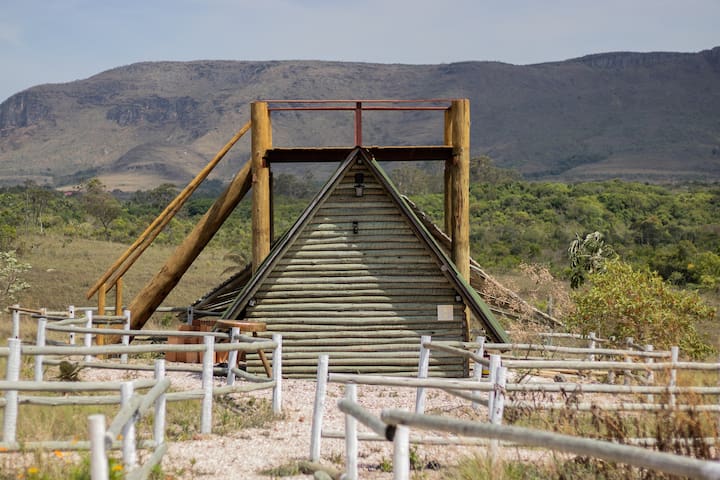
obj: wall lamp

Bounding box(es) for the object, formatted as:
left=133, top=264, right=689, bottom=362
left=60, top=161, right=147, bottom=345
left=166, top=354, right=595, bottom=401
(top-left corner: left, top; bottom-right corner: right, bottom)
left=354, top=173, right=365, bottom=197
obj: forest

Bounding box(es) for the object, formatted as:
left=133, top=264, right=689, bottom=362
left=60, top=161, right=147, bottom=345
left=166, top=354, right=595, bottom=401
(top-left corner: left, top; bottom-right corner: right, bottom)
left=1, top=158, right=719, bottom=293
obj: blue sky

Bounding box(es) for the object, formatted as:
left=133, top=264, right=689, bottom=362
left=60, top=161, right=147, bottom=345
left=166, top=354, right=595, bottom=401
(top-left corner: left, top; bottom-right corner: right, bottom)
left=1, top=0, right=718, bottom=102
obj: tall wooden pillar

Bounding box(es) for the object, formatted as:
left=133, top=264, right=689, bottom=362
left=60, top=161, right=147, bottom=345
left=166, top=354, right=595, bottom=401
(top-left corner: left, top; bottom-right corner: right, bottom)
left=450, top=99, right=470, bottom=282
left=443, top=108, right=454, bottom=237
left=251, top=101, right=272, bottom=273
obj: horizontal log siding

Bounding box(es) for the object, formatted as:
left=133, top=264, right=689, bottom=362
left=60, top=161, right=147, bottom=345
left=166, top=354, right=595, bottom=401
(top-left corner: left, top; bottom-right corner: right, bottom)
left=243, top=162, right=466, bottom=377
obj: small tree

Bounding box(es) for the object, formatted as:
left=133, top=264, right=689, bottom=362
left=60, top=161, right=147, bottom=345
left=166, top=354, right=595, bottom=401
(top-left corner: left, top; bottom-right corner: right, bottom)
left=0, top=250, right=31, bottom=305
left=568, top=231, right=615, bottom=289
left=80, top=179, right=121, bottom=239
left=568, top=259, right=716, bottom=359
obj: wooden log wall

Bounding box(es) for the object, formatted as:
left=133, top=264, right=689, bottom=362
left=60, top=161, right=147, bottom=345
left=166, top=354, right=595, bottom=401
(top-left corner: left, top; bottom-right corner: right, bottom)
left=241, top=160, right=467, bottom=377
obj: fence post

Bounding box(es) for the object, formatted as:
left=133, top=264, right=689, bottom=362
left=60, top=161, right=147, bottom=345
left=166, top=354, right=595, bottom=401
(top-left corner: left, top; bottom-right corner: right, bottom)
left=11, top=305, right=20, bottom=338
left=472, top=335, right=486, bottom=411
left=588, top=332, right=596, bottom=361
left=68, top=305, right=76, bottom=344
left=272, top=333, right=283, bottom=414
left=121, top=310, right=131, bottom=364
left=226, top=327, right=240, bottom=386
left=154, top=360, right=166, bottom=447
left=489, top=366, right=507, bottom=460
left=344, top=383, right=358, bottom=480
left=89, top=414, right=108, bottom=480
left=201, top=335, right=215, bottom=434
left=35, top=316, right=47, bottom=381
left=645, top=344, right=654, bottom=403
left=310, top=354, right=329, bottom=462
left=624, top=337, right=634, bottom=386
left=487, top=354, right=501, bottom=419
left=120, top=382, right=137, bottom=470
left=473, top=335, right=486, bottom=380
left=84, top=309, right=94, bottom=363
left=3, top=338, right=21, bottom=443
left=393, top=424, right=410, bottom=480
left=415, top=335, right=431, bottom=414
left=669, top=346, right=679, bottom=407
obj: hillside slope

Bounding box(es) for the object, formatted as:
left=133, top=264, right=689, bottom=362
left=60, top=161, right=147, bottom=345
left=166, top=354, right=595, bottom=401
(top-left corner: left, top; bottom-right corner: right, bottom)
left=1, top=47, right=719, bottom=189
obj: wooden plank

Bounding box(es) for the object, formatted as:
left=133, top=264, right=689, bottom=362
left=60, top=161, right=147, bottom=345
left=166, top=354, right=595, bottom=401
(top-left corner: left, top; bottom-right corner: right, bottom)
left=261, top=275, right=448, bottom=285
left=252, top=303, right=458, bottom=313
left=245, top=311, right=444, bottom=319
left=265, top=146, right=453, bottom=164
left=285, top=242, right=427, bottom=252
left=258, top=294, right=456, bottom=303
left=250, top=329, right=461, bottom=339
left=276, top=256, right=436, bottom=266
left=251, top=101, right=272, bottom=272
left=129, top=159, right=253, bottom=331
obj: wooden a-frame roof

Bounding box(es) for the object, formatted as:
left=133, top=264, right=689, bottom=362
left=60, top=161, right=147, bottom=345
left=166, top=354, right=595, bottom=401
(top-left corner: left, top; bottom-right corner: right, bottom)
left=222, top=147, right=509, bottom=343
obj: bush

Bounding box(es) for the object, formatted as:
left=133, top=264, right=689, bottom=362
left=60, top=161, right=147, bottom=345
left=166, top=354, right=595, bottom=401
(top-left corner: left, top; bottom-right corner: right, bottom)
left=568, top=259, right=716, bottom=358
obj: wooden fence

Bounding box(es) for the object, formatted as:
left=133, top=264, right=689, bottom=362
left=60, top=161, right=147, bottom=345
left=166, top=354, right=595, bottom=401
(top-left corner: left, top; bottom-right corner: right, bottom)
left=2, top=306, right=284, bottom=479
left=310, top=335, right=720, bottom=479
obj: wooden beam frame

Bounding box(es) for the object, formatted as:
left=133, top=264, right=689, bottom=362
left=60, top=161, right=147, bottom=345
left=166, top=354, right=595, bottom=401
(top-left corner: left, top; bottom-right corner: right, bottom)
left=449, top=99, right=470, bottom=282
left=251, top=102, right=272, bottom=273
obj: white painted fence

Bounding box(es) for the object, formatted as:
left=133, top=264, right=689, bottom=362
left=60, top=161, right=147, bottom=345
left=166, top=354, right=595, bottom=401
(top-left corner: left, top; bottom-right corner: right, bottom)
left=311, top=335, right=720, bottom=479
left=1, top=307, right=285, bottom=479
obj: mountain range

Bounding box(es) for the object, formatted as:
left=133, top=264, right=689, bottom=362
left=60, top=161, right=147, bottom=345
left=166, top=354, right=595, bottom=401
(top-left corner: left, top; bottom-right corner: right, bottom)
left=1, top=47, right=719, bottom=190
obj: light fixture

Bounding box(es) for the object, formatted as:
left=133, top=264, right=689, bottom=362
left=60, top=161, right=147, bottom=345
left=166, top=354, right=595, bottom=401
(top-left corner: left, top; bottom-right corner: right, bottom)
left=248, top=298, right=256, bottom=307
left=352, top=221, right=359, bottom=234
left=354, top=172, right=365, bottom=197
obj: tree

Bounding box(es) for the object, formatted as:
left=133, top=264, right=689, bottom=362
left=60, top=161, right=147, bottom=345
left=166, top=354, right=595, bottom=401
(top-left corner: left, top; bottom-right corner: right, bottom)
left=0, top=251, right=31, bottom=305
left=568, top=259, right=715, bottom=359
left=80, top=179, right=122, bottom=239
left=568, top=231, right=615, bottom=288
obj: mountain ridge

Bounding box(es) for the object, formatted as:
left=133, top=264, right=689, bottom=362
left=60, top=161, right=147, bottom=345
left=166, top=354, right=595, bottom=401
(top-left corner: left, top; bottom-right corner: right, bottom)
left=1, top=47, right=719, bottom=190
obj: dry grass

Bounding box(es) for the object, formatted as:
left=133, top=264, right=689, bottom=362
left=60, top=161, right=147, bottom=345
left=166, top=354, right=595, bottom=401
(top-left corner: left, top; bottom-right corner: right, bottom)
left=2, top=233, right=234, bottom=339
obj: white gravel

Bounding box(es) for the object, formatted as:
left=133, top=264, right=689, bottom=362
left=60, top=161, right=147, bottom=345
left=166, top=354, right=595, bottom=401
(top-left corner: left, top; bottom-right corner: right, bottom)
left=84, top=366, right=502, bottom=479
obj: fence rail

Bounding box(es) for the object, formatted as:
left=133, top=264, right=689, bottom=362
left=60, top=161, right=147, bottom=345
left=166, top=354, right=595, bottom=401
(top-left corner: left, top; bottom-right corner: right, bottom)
left=312, top=334, right=720, bottom=480
left=2, top=307, right=285, bottom=479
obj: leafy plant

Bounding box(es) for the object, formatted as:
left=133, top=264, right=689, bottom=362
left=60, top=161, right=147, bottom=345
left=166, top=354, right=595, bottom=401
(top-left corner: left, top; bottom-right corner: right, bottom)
left=568, top=231, right=615, bottom=289
left=0, top=249, right=31, bottom=303
left=56, top=360, right=84, bottom=381
left=568, top=259, right=716, bottom=358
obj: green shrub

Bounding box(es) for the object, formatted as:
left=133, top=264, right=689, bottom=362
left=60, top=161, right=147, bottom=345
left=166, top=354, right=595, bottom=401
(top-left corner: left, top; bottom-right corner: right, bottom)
left=568, top=259, right=716, bottom=358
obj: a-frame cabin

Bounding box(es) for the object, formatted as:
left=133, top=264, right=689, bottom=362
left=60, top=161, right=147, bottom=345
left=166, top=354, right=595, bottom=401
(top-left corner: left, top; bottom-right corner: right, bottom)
left=220, top=147, right=508, bottom=377
left=87, top=99, right=514, bottom=377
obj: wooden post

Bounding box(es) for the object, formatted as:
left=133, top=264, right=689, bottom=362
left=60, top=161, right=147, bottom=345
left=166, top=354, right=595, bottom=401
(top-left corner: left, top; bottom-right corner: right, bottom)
left=251, top=101, right=272, bottom=273
left=115, top=277, right=123, bottom=316
left=35, top=317, right=47, bottom=381
left=272, top=333, right=283, bottom=414
left=154, top=360, right=166, bottom=446
left=86, top=121, right=251, bottom=301
left=128, top=159, right=252, bottom=331
left=415, top=335, right=431, bottom=414
left=450, top=99, right=470, bottom=283
left=98, top=283, right=106, bottom=316
left=3, top=338, right=21, bottom=443
left=120, top=382, right=137, bottom=470
left=201, top=335, right=215, bottom=434
left=344, top=383, right=358, bottom=480
left=443, top=107, right=453, bottom=236
left=88, top=414, right=108, bottom=480
left=310, top=355, right=329, bottom=462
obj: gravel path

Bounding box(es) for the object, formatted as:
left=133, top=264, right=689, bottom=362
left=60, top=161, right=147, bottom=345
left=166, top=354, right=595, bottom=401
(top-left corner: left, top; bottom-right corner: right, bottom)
left=86, top=367, right=495, bottom=479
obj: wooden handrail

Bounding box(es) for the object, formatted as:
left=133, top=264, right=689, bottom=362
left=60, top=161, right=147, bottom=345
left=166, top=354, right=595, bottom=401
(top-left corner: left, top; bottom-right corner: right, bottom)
left=86, top=120, right=252, bottom=299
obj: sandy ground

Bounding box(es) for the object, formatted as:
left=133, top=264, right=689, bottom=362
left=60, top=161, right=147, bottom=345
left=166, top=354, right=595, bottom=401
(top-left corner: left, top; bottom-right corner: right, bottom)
left=83, top=366, right=523, bottom=479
